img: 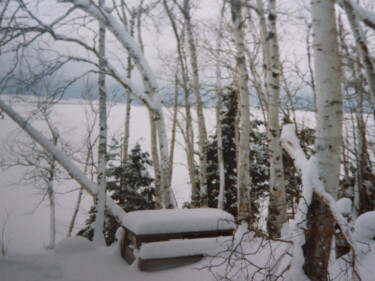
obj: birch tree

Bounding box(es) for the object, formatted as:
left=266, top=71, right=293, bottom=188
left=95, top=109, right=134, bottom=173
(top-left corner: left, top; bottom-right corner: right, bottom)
left=230, top=0, right=252, bottom=223
left=111, top=1, right=136, bottom=199
left=0, top=106, right=61, bottom=249
left=177, top=0, right=209, bottom=207
left=36, top=0, right=174, bottom=208
left=338, top=20, right=375, bottom=216
left=163, top=0, right=197, bottom=205
left=67, top=80, right=99, bottom=237
left=341, top=0, right=375, bottom=112
left=303, top=0, right=343, bottom=279
left=216, top=1, right=226, bottom=210
left=255, top=0, right=287, bottom=238
left=0, top=98, right=126, bottom=223
left=92, top=0, right=107, bottom=247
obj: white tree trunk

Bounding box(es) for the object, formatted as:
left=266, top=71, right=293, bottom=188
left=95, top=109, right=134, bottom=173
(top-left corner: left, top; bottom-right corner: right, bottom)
left=68, top=102, right=98, bottom=237
left=63, top=0, right=174, bottom=209
left=121, top=12, right=135, bottom=191
left=163, top=0, right=196, bottom=206
left=169, top=72, right=179, bottom=186
left=121, top=91, right=131, bottom=180
left=312, top=0, right=342, bottom=199
left=183, top=0, right=208, bottom=207
left=93, top=0, right=107, bottom=246
left=340, top=0, right=375, bottom=30
left=231, top=0, right=252, bottom=223
left=302, top=0, right=343, bottom=279
left=216, top=2, right=226, bottom=210
left=281, top=125, right=356, bottom=281
left=262, top=0, right=287, bottom=238
left=46, top=126, right=59, bottom=249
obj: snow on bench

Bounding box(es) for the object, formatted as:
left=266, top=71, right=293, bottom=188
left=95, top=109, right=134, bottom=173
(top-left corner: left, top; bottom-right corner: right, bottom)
left=121, top=208, right=235, bottom=235
left=120, top=208, right=235, bottom=271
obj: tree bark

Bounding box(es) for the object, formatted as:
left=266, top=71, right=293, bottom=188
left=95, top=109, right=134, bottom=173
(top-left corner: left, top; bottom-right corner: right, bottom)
left=231, top=0, right=252, bottom=223
left=163, top=0, right=197, bottom=206
left=257, top=0, right=287, bottom=238
left=121, top=10, right=135, bottom=193
left=216, top=2, right=226, bottom=210
left=305, top=0, right=343, bottom=279
left=46, top=123, right=59, bottom=249
left=342, top=1, right=375, bottom=113
left=64, top=0, right=174, bottom=209
left=182, top=0, right=208, bottom=207
left=93, top=0, right=107, bottom=246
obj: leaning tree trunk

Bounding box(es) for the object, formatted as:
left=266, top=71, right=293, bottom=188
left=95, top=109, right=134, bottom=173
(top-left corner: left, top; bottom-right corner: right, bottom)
left=64, top=0, right=174, bottom=209
left=183, top=0, right=208, bottom=207
left=67, top=108, right=98, bottom=237
left=93, top=0, right=107, bottom=246
left=304, top=0, right=343, bottom=280
left=231, top=0, right=252, bottom=224
left=0, top=98, right=126, bottom=222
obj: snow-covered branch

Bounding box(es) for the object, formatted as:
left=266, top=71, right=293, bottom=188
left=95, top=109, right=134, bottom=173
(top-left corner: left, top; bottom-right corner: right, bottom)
left=59, top=0, right=158, bottom=97
left=280, top=124, right=357, bottom=280
left=0, top=98, right=126, bottom=223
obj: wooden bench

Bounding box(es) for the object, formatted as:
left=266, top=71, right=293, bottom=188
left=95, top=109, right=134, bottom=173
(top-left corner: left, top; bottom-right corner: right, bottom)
left=120, top=208, right=235, bottom=271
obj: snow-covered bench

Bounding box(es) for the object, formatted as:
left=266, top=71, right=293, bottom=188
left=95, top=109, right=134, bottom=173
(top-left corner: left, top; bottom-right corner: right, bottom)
left=120, top=208, right=235, bottom=271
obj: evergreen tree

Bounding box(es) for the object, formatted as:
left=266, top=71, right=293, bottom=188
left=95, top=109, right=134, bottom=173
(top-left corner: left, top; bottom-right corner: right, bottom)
left=78, top=141, right=155, bottom=245
left=207, top=88, right=238, bottom=215
left=206, top=89, right=317, bottom=227
left=206, top=89, right=270, bottom=224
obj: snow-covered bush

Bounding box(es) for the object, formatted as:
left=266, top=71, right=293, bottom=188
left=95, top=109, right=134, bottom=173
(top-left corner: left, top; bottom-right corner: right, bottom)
left=337, top=198, right=353, bottom=217
left=355, top=211, right=375, bottom=242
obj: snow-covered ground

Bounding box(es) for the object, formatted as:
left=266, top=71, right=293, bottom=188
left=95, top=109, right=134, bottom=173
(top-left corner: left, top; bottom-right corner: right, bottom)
left=0, top=236, right=215, bottom=281
left=1, top=229, right=375, bottom=281
left=1, top=97, right=375, bottom=280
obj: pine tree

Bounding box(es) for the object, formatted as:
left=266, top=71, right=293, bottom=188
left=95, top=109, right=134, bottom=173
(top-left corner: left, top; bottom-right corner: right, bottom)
left=206, top=90, right=318, bottom=227
left=78, top=141, right=155, bottom=245
left=207, top=88, right=238, bottom=215
left=206, top=89, right=270, bottom=225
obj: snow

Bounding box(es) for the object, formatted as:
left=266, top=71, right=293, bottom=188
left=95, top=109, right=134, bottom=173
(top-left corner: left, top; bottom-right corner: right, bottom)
left=355, top=211, right=375, bottom=243
left=54, top=237, right=93, bottom=254
left=122, top=208, right=235, bottom=235
left=0, top=237, right=216, bottom=281
left=0, top=97, right=126, bottom=224
left=1, top=99, right=375, bottom=280
left=337, top=198, right=353, bottom=216
left=139, top=237, right=230, bottom=259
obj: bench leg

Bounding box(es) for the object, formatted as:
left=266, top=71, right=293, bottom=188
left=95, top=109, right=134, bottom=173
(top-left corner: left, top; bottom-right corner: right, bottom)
left=138, top=259, right=148, bottom=271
